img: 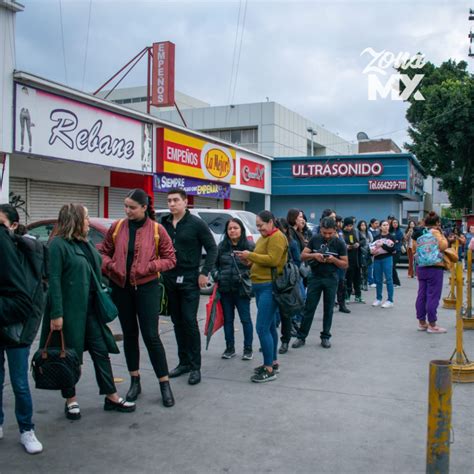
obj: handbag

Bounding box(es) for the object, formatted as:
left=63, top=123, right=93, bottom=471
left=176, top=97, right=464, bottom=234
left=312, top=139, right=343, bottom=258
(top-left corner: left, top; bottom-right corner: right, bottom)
left=299, top=262, right=311, bottom=279
left=444, top=247, right=459, bottom=263
left=87, top=262, right=119, bottom=324
left=31, top=330, right=81, bottom=390
left=231, top=254, right=254, bottom=298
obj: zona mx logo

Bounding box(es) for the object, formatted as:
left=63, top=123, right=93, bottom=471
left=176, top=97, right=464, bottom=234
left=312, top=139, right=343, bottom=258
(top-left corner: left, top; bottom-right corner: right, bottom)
left=361, top=48, right=425, bottom=101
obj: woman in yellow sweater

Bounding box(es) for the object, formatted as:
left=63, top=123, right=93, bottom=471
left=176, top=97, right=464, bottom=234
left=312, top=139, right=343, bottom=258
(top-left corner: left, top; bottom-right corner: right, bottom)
left=235, top=211, right=288, bottom=383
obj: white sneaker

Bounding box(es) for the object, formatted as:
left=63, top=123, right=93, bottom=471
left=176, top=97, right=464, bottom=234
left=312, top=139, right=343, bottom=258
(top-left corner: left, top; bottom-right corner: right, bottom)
left=369, top=283, right=377, bottom=288
left=0, top=425, right=3, bottom=440
left=20, top=430, right=43, bottom=454
left=381, top=301, right=394, bottom=309
left=372, top=300, right=382, bottom=307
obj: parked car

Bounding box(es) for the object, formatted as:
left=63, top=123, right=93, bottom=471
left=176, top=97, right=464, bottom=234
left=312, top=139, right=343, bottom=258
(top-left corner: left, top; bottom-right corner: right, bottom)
left=155, top=209, right=260, bottom=294
left=27, top=218, right=116, bottom=248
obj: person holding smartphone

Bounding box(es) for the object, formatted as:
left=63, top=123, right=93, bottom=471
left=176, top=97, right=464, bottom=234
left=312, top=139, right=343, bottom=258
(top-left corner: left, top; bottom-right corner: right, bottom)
left=292, top=217, right=348, bottom=349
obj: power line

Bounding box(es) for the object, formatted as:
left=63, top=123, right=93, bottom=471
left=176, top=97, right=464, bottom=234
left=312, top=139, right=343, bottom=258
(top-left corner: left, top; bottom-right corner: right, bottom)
left=82, top=0, right=93, bottom=91
left=226, top=0, right=242, bottom=107
left=58, top=0, right=68, bottom=85
left=230, top=0, right=248, bottom=107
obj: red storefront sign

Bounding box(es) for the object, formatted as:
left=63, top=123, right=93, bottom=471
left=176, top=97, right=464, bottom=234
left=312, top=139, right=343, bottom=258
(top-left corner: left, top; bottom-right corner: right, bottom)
left=151, top=42, right=175, bottom=107
left=240, top=158, right=265, bottom=189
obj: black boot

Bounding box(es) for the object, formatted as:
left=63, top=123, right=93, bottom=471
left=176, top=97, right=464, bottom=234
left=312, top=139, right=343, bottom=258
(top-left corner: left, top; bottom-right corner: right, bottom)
left=337, top=281, right=351, bottom=314
left=159, top=380, right=175, bottom=408
left=126, top=375, right=141, bottom=402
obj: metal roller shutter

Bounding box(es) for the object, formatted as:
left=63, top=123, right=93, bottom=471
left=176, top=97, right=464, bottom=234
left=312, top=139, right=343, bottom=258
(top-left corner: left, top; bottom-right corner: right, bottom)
left=9, top=177, right=29, bottom=223
left=230, top=200, right=245, bottom=210
left=154, top=192, right=168, bottom=210
left=193, top=196, right=220, bottom=209
left=108, top=187, right=130, bottom=219
left=29, top=180, right=99, bottom=222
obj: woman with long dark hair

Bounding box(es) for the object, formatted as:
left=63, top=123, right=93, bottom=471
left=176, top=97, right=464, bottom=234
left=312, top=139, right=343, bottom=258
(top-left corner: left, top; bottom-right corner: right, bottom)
left=371, top=220, right=396, bottom=308
left=235, top=211, right=288, bottom=383
left=0, top=205, right=43, bottom=453
left=100, top=189, right=177, bottom=407
left=389, top=219, right=404, bottom=287
left=357, top=220, right=372, bottom=291
left=40, top=204, right=136, bottom=421
left=215, top=218, right=255, bottom=360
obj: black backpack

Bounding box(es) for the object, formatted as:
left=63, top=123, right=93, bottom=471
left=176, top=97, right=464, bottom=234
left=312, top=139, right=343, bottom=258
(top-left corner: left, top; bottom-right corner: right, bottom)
left=271, top=260, right=304, bottom=319
left=14, top=235, right=48, bottom=345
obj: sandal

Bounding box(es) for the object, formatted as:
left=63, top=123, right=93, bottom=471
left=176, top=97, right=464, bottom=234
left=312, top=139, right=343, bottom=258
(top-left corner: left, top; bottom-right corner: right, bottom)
left=65, top=401, right=81, bottom=420
left=104, top=397, right=136, bottom=413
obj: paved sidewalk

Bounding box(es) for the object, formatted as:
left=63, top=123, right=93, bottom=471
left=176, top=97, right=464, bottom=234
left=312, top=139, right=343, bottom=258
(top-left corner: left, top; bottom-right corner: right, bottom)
left=1, top=269, right=473, bottom=473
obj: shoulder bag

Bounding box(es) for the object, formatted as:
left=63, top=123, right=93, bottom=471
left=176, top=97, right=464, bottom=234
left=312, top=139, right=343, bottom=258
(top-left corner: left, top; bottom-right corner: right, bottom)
left=87, top=261, right=119, bottom=324
left=231, top=253, right=254, bottom=298
left=31, top=330, right=81, bottom=390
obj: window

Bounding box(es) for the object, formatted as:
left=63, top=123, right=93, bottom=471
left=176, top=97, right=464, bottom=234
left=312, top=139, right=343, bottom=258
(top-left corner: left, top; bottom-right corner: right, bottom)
left=231, top=129, right=241, bottom=143
left=88, top=228, right=106, bottom=247
left=235, top=211, right=258, bottom=234
left=197, top=212, right=231, bottom=235
left=28, top=223, right=56, bottom=243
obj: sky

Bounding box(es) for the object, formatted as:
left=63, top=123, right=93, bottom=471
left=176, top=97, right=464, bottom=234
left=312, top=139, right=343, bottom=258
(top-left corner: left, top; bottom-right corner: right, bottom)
left=14, top=0, right=473, bottom=152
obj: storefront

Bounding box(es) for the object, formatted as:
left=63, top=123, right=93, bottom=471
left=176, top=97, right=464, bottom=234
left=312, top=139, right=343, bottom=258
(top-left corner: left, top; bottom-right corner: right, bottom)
left=234, top=151, right=272, bottom=213
left=271, top=154, right=424, bottom=223
left=155, top=127, right=237, bottom=209
left=9, top=77, right=153, bottom=223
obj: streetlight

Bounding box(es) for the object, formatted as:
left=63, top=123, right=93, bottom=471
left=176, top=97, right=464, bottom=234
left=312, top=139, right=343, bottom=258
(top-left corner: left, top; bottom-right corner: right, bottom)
left=307, top=127, right=317, bottom=156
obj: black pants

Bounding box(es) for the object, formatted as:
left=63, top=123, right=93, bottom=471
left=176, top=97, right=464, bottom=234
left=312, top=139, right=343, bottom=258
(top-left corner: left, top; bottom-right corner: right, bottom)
left=61, top=311, right=116, bottom=398
left=111, top=280, right=169, bottom=379
left=345, top=264, right=361, bottom=298
left=297, top=275, right=338, bottom=341
left=280, top=312, right=293, bottom=344
left=163, top=272, right=201, bottom=370
left=392, top=253, right=401, bottom=286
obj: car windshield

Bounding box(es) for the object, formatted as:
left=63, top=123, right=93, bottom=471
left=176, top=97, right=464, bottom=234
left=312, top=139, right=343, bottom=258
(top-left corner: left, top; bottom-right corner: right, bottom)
left=196, top=212, right=231, bottom=235
left=235, top=211, right=258, bottom=234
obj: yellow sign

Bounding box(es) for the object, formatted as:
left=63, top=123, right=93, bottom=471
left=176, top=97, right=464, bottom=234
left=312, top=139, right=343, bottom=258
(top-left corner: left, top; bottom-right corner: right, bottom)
left=158, top=128, right=236, bottom=184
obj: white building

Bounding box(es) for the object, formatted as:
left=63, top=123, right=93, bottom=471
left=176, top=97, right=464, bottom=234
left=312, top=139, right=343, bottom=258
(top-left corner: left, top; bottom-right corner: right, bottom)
left=99, top=86, right=355, bottom=158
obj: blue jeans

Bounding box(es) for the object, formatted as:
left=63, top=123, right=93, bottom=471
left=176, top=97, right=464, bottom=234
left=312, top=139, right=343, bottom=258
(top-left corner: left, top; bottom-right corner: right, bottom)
left=253, top=283, right=278, bottom=367
left=0, top=346, right=34, bottom=433
left=374, top=258, right=394, bottom=302
left=367, top=262, right=375, bottom=285
left=220, top=292, right=253, bottom=349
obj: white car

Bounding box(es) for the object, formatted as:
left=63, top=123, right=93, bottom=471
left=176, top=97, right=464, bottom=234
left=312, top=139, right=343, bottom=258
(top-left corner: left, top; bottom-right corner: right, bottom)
left=155, top=208, right=260, bottom=293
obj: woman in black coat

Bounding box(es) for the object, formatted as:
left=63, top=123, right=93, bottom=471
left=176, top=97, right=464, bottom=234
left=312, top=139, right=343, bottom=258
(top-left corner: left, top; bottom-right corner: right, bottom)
left=215, top=218, right=255, bottom=360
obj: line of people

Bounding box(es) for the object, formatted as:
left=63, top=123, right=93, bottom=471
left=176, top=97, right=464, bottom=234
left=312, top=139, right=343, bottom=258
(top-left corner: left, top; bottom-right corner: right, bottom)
left=1, top=187, right=466, bottom=454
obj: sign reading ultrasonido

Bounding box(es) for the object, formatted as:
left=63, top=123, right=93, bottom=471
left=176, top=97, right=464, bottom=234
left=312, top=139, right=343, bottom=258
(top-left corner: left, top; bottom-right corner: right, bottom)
left=292, top=161, right=383, bottom=177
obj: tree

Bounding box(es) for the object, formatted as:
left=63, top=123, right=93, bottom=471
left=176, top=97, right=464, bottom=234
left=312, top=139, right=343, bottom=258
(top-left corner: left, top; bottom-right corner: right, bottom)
left=399, top=59, right=474, bottom=211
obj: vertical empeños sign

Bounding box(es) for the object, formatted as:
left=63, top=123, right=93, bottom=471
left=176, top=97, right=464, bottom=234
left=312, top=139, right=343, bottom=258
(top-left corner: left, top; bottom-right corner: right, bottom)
left=151, top=42, right=175, bottom=107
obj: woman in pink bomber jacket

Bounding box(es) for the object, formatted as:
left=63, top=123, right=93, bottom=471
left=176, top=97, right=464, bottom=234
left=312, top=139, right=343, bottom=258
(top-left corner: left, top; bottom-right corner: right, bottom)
left=99, top=189, right=177, bottom=408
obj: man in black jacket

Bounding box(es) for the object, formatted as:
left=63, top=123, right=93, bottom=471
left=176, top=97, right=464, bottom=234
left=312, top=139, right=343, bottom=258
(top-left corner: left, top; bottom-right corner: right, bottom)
left=161, top=189, right=218, bottom=385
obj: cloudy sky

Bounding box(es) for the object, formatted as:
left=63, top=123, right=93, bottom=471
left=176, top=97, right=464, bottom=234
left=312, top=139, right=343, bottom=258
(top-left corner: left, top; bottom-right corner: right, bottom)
left=14, top=0, right=473, bottom=151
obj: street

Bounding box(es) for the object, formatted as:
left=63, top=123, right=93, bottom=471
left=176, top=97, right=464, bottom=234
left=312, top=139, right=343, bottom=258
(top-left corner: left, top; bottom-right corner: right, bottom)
left=1, top=268, right=473, bottom=474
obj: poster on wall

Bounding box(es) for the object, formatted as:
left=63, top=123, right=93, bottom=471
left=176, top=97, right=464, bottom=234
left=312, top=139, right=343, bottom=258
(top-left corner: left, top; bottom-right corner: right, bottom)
left=14, top=84, right=153, bottom=173
left=156, top=128, right=236, bottom=184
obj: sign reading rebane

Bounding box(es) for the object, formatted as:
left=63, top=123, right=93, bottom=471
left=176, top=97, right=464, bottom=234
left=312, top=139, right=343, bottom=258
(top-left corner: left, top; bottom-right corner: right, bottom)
left=14, top=84, right=153, bottom=172
left=292, top=161, right=383, bottom=178
left=151, top=42, right=175, bottom=107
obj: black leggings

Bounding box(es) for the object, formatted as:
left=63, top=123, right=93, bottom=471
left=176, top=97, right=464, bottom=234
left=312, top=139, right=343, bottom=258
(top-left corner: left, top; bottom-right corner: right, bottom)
left=111, top=280, right=169, bottom=379
left=62, top=310, right=116, bottom=398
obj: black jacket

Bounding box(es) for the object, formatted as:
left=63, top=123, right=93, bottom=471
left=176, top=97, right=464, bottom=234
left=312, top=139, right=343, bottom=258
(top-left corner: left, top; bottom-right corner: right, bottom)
left=343, top=228, right=365, bottom=267
left=161, top=210, right=218, bottom=275
left=215, top=238, right=255, bottom=294
left=0, top=225, right=32, bottom=343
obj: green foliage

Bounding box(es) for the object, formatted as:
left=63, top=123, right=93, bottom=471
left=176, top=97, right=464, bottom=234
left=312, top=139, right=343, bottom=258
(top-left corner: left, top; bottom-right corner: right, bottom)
left=398, top=59, right=474, bottom=211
